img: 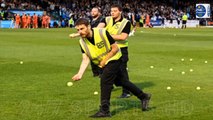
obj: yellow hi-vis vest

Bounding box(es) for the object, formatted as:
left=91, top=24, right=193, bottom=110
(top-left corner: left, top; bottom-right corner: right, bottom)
left=182, top=14, right=188, bottom=21
left=69, top=18, right=74, bottom=25
left=139, top=18, right=143, bottom=23
left=105, top=16, right=129, bottom=48
left=79, top=28, right=122, bottom=65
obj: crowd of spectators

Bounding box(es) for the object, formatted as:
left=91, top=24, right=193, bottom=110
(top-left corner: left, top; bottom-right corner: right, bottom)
left=1, top=0, right=213, bottom=27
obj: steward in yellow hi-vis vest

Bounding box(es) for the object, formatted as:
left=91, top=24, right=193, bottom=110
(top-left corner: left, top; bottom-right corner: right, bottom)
left=181, top=13, right=188, bottom=29
left=79, top=28, right=121, bottom=65
left=97, top=4, right=133, bottom=98
left=105, top=16, right=129, bottom=48
left=71, top=18, right=151, bottom=117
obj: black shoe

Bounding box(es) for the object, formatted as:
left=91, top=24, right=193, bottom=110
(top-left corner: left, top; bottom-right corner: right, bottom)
left=141, top=93, right=151, bottom=111
left=89, top=111, right=111, bottom=118
left=117, top=93, right=131, bottom=98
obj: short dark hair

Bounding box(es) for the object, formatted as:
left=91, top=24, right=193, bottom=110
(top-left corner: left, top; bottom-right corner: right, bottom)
left=111, top=4, right=122, bottom=11
left=92, top=7, right=101, bottom=13
left=75, top=18, right=90, bottom=26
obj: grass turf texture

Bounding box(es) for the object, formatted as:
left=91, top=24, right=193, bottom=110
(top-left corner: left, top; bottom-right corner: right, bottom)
left=0, top=28, right=213, bottom=120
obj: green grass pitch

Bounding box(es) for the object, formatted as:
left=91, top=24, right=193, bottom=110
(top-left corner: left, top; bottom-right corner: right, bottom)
left=0, top=28, right=213, bottom=120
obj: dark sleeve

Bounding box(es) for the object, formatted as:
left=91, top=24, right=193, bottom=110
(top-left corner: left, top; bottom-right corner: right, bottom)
left=121, top=21, right=131, bottom=34
left=100, top=17, right=106, bottom=24
left=106, top=30, right=115, bottom=45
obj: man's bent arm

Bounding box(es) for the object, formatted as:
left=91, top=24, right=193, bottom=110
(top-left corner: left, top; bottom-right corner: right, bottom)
left=72, top=53, right=90, bottom=81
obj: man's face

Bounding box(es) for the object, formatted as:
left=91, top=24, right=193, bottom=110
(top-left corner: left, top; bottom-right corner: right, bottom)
left=91, top=8, right=99, bottom=18
left=75, top=24, right=90, bottom=38
left=110, top=7, right=121, bottom=19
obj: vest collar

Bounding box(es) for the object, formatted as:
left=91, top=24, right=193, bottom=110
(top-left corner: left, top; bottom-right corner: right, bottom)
left=86, top=29, right=95, bottom=45
left=113, top=16, right=123, bottom=25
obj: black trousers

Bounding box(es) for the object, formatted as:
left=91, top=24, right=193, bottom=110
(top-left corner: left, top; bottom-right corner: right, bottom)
left=120, top=47, right=131, bottom=94
left=90, top=62, right=101, bottom=76
left=100, top=58, right=145, bottom=112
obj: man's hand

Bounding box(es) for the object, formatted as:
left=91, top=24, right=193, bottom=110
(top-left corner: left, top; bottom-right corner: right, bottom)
left=72, top=73, right=82, bottom=81
left=69, top=33, right=80, bottom=38
left=99, top=60, right=106, bottom=68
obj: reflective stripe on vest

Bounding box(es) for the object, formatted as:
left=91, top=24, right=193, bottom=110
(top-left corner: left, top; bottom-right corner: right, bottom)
left=106, top=17, right=129, bottom=48
left=99, top=29, right=110, bottom=52
left=106, top=17, right=111, bottom=25
left=117, top=19, right=128, bottom=34
left=94, top=51, right=108, bottom=61
left=80, top=38, right=92, bottom=60
left=116, top=19, right=129, bottom=48
left=80, top=29, right=110, bottom=61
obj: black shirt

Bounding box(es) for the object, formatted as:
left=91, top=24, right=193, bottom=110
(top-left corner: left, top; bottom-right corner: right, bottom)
left=90, top=16, right=104, bottom=28
left=81, top=29, right=115, bottom=53
left=100, top=17, right=131, bottom=34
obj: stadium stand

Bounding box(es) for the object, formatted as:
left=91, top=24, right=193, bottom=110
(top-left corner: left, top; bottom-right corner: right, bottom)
left=0, top=0, right=213, bottom=28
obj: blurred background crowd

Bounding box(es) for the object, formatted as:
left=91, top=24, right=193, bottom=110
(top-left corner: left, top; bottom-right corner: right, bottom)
left=1, top=0, right=212, bottom=28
